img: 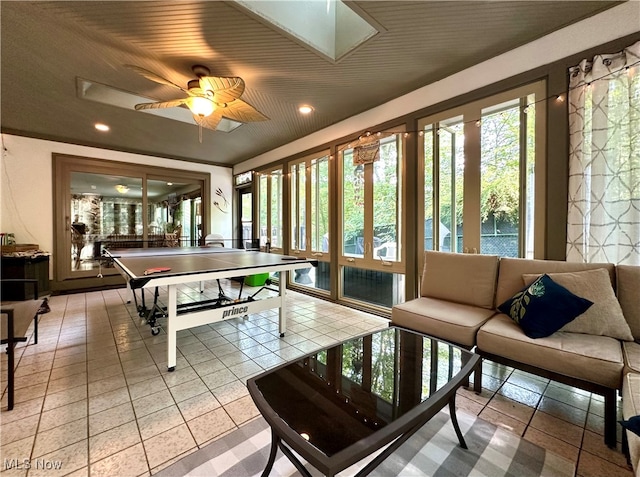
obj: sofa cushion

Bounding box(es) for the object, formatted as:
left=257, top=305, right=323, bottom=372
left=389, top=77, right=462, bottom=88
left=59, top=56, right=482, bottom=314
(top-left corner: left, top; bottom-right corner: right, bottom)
left=477, top=313, right=623, bottom=389
left=497, top=274, right=593, bottom=339
left=495, top=258, right=614, bottom=308
left=522, top=268, right=633, bottom=341
left=623, top=342, right=640, bottom=376
left=421, top=251, right=499, bottom=309
left=618, top=265, right=640, bottom=340
left=391, top=297, right=496, bottom=347
left=623, top=373, right=640, bottom=474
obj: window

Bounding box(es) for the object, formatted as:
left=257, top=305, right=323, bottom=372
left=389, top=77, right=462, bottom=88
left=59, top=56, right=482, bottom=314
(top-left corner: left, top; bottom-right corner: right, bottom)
left=338, top=132, right=405, bottom=308
left=419, top=81, right=546, bottom=263
left=258, top=167, right=284, bottom=251
left=289, top=152, right=331, bottom=292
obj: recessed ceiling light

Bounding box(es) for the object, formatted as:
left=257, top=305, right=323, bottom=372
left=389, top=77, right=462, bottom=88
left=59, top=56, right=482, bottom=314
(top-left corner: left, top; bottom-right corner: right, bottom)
left=95, top=123, right=110, bottom=131
left=298, top=105, right=314, bottom=114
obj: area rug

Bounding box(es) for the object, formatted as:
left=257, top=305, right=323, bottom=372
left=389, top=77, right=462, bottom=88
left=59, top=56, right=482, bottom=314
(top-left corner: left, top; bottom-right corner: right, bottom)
left=155, top=410, right=574, bottom=477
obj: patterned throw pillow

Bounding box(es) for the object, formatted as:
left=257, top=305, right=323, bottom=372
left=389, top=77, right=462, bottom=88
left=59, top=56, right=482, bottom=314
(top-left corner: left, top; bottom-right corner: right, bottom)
left=620, top=416, right=640, bottom=437
left=522, top=268, right=634, bottom=341
left=497, top=274, right=593, bottom=339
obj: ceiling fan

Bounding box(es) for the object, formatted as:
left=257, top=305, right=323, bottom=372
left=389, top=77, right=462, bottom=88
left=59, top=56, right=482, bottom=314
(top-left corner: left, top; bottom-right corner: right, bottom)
left=126, top=64, right=268, bottom=135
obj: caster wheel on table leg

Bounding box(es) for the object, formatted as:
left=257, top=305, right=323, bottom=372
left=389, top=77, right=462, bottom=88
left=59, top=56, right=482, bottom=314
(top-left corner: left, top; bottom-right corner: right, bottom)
left=167, top=366, right=175, bottom=372
left=151, top=327, right=160, bottom=336
left=280, top=332, right=285, bottom=338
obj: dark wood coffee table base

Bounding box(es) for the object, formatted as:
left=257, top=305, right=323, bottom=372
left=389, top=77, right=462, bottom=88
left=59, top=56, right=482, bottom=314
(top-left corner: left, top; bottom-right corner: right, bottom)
left=261, top=396, right=468, bottom=477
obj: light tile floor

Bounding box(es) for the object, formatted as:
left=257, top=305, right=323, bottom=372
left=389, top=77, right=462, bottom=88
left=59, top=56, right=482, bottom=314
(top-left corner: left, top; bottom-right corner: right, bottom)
left=0, top=281, right=634, bottom=477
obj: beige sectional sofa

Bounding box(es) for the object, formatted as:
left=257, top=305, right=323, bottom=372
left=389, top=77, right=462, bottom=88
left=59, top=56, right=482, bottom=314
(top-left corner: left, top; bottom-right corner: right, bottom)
left=391, top=251, right=640, bottom=460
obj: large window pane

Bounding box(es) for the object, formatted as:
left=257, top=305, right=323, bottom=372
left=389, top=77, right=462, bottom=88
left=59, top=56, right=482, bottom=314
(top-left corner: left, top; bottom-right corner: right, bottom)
left=240, top=191, right=253, bottom=244
left=311, top=157, right=330, bottom=252
left=289, top=154, right=330, bottom=292
left=259, top=173, right=268, bottom=246
left=258, top=168, right=283, bottom=251
left=342, top=150, right=365, bottom=257
left=423, top=125, right=435, bottom=250
left=438, top=117, right=464, bottom=252
left=372, top=140, right=400, bottom=262
left=270, top=171, right=283, bottom=249
left=290, top=162, right=306, bottom=250
left=525, top=94, right=536, bottom=259
left=421, top=81, right=544, bottom=260
left=480, top=101, right=521, bottom=257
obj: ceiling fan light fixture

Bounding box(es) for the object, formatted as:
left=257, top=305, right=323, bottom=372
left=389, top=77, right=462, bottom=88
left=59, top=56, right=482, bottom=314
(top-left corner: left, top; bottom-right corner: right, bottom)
left=189, top=96, right=215, bottom=117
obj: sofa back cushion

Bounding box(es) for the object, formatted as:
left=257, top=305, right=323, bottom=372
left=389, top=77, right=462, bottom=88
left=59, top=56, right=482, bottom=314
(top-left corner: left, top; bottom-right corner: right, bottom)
left=421, top=251, right=499, bottom=309
left=617, top=265, right=640, bottom=340
left=496, top=258, right=615, bottom=307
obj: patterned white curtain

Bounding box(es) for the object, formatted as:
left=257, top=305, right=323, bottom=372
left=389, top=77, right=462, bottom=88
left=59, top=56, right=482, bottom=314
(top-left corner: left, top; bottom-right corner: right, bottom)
left=566, top=41, right=640, bottom=265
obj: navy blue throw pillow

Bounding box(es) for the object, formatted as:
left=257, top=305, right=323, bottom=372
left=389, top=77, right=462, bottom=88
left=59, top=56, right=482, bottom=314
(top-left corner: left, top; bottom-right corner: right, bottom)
left=620, top=416, right=640, bottom=437
left=497, top=274, right=593, bottom=339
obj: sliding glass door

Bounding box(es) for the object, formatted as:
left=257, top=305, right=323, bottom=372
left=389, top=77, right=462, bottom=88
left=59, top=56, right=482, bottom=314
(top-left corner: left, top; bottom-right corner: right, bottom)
left=55, top=154, right=209, bottom=291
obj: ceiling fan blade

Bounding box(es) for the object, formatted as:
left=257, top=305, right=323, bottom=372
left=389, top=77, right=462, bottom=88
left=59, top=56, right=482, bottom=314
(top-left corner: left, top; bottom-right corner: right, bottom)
left=200, top=76, right=245, bottom=103
left=218, top=99, right=268, bottom=123
left=195, top=110, right=223, bottom=131
left=134, top=99, right=188, bottom=110
left=125, top=64, right=190, bottom=94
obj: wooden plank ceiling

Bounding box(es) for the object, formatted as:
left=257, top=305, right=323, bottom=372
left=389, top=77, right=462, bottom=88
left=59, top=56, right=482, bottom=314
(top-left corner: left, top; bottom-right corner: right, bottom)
left=0, top=1, right=621, bottom=166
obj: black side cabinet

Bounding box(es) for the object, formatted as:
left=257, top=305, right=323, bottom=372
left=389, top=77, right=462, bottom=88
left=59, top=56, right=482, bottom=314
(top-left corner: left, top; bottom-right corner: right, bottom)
left=1, top=255, right=51, bottom=299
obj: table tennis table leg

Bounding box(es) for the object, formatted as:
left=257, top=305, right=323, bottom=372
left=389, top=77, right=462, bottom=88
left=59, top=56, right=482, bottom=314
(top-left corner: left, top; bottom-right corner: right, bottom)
left=166, top=285, right=177, bottom=372
left=279, top=271, right=287, bottom=337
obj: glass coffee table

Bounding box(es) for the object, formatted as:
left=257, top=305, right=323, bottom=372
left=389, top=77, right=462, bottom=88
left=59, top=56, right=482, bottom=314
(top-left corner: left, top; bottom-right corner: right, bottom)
left=247, top=326, right=480, bottom=477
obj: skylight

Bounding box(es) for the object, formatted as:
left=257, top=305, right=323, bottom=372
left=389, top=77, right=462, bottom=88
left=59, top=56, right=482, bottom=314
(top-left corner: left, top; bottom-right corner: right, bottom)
left=77, top=78, right=243, bottom=133
left=232, top=0, right=382, bottom=62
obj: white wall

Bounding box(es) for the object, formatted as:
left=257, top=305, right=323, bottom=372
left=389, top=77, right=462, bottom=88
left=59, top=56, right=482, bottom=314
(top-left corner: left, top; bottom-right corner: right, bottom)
left=0, top=134, right=233, bottom=264
left=234, top=1, right=640, bottom=173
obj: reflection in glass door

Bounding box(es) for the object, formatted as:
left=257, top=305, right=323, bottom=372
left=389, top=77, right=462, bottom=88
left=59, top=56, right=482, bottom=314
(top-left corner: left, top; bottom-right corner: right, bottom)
left=146, top=178, right=203, bottom=247
left=70, top=172, right=143, bottom=271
